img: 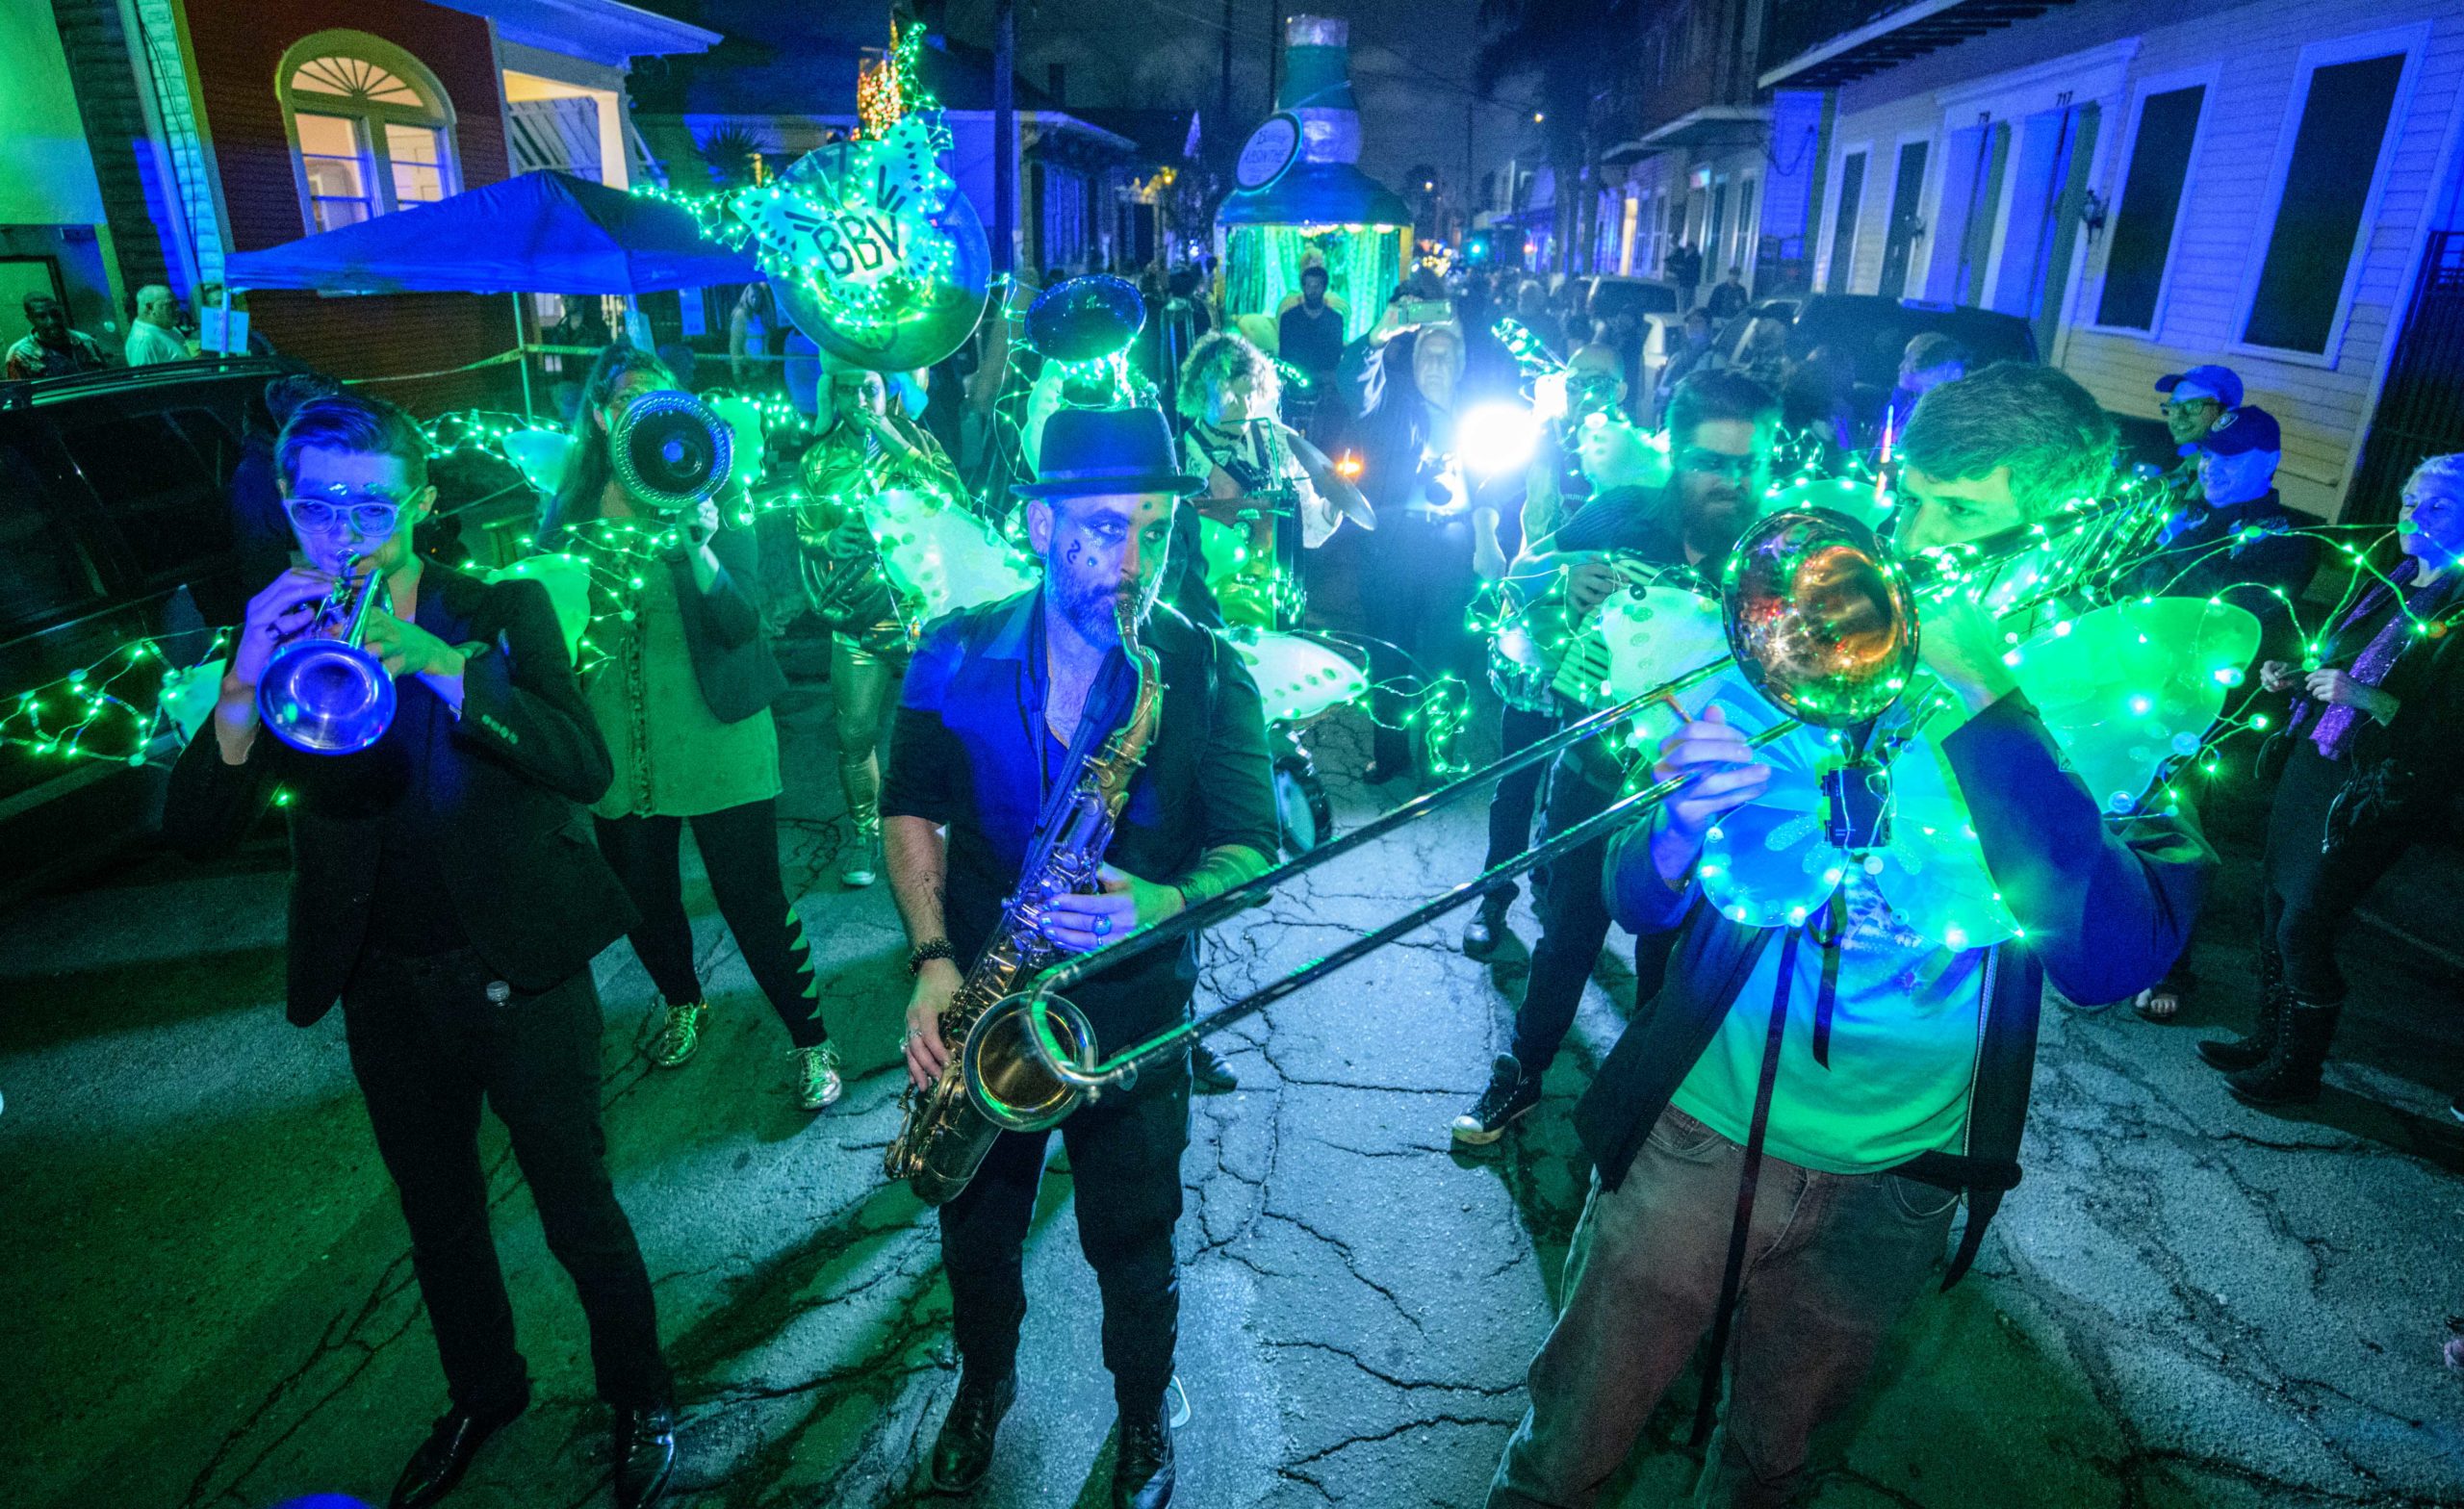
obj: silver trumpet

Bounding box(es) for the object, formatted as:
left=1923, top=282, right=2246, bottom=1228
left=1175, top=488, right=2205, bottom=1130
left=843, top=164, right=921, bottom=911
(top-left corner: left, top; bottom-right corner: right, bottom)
left=256, top=554, right=397, bottom=754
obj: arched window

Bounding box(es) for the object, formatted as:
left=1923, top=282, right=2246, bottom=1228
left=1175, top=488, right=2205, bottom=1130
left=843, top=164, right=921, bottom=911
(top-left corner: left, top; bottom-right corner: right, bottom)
left=278, top=33, right=459, bottom=234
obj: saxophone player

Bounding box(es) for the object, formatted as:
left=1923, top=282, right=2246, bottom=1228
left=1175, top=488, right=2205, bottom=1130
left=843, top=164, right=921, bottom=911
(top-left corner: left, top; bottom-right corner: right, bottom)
left=796, top=357, right=965, bottom=888
left=880, top=406, right=1280, bottom=1509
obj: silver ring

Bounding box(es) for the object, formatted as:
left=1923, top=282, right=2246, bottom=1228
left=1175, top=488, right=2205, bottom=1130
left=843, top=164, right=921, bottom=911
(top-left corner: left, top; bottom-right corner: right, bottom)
left=1093, top=914, right=1112, bottom=936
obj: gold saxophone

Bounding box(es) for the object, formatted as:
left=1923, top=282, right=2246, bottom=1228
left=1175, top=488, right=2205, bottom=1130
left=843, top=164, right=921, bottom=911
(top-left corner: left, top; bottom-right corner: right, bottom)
left=885, top=600, right=1166, bottom=1206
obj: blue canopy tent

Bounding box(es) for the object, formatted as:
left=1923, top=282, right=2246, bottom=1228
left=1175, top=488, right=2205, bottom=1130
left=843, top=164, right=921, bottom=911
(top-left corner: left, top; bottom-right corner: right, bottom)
left=221, top=169, right=762, bottom=412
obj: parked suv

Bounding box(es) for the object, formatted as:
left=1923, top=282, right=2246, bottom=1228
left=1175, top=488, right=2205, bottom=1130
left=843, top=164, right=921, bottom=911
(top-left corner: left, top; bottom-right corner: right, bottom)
left=0, top=357, right=286, bottom=905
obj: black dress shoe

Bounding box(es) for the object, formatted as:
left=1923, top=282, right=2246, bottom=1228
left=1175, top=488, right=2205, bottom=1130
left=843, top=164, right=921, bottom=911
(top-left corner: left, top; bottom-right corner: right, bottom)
left=1112, top=1398, right=1175, bottom=1509
left=612, top=1401, right=677, bottom=1509
left=1189, top=1040, right=1239, bottom=1094
left=930, top=1370, right=1015, bottom=1493
left=1461, top=898, right=1511, bottom=959
left=388, top=1394, right=528, bottom=1509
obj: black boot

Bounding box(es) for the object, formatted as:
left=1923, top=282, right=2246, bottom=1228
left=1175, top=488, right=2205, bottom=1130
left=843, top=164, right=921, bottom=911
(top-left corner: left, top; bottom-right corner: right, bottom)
left=611, top=1401, right=676, bottom=1509
left=1461, top=893, right=1512, bottom=959
left=2226, top=999, right=2343, bottom=1107
left=387, top=1392, right=528, bottom=1509
left=2198, top=941, right=2291, bottom=1073
left=1111, top=1396, right=1176, bottom=1509
left=930, top=1369, right=1015, bottom=1493
left=1189, top=1040, right=1240, bottom=1094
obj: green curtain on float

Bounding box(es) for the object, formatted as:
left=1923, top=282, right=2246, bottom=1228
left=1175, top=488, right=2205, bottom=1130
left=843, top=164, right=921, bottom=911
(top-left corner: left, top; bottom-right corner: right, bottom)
left=1223, top=223, right=1407, bottom=345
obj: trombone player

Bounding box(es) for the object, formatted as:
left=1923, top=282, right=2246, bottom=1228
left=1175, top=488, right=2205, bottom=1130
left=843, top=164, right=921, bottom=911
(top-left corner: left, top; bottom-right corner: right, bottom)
left=1485, top=366, right=2211, bottom=1508
left=162, top=394, right=679, bottom=1509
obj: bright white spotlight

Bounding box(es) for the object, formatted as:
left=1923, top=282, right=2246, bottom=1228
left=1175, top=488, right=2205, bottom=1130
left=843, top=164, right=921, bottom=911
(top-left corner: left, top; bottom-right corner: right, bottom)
left=1459, top=402, right=1541, bottom=476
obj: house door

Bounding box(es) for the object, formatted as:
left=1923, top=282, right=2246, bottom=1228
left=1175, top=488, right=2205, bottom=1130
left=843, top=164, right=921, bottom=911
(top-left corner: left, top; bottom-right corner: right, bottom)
left=1878, top=140, right=1930, bottom=300
left=2351, top=230, right=2464, bottom=524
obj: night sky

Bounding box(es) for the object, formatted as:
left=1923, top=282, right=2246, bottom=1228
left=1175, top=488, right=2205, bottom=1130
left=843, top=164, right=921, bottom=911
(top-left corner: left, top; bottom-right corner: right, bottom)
left=938, top=0, right=1538, bottom=199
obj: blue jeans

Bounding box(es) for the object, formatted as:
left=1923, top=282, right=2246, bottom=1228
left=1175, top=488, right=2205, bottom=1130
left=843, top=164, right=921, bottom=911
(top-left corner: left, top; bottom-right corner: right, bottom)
left=1487, top=1106, right=1957, bottom=1508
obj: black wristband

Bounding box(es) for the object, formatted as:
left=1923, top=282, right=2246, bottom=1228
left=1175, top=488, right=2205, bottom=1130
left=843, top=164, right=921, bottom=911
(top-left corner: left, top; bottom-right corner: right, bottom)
left=907, top=938, right=958, bottom=977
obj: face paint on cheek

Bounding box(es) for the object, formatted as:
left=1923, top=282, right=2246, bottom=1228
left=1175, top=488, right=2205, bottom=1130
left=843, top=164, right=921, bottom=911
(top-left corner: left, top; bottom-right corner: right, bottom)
left=1065, top=539, right=1085, bottom=569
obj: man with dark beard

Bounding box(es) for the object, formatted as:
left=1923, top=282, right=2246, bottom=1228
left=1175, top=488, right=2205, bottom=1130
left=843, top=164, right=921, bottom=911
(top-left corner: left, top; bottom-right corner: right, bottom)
left=1452, top=371, right=1779, bottom=1145
left=882, top=406, right=1280, bottom=1509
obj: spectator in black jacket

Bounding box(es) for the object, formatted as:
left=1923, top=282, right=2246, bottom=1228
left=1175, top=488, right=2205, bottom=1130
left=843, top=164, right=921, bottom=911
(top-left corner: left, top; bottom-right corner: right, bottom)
left=2199, top=453, right=2464, bottom=1107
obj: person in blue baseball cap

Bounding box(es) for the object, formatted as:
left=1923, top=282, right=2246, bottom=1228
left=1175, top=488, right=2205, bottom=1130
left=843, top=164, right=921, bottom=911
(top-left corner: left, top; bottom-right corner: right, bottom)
left=2156, top=364, right=2244, bottom=452
left=2123, top=402, right=2319, bottom=1026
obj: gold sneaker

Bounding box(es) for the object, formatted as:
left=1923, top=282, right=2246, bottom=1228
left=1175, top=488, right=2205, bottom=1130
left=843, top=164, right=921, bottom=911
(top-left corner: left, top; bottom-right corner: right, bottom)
left=650, top=1000, right=709, bottom=1068
left=840, top=825, right=881, bottom=889
left=794, top=1044, right=844, bottom=1112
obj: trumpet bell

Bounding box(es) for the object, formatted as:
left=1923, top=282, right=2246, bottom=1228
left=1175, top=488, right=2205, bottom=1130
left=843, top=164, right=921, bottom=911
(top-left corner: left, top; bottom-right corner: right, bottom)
left=1722, top=507, right=1917, bottom=729
left=256, top=638, right=398, bottom=754
left=610, top=389, right=734, bottom=513
left=962, top=992, right=1099, bottom=1133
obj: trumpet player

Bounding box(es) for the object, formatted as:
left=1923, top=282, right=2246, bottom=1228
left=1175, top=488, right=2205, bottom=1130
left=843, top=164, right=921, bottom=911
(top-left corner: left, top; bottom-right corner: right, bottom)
left=882, top=407, right=1279, bottom=1509
left=544, top=345, right=838, bottom=1113
left=162, top=393, right=678, bottom=1509
left=1486, top=366, right=2209, bottom=1509
left=795, top=355, right=964, bottom=888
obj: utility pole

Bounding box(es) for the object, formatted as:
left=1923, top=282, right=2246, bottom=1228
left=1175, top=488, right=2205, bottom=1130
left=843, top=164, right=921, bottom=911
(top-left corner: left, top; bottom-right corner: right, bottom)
left=993, top=0, right=1015, bottom=275
left=1219, top=0, right=1236, bottom=135
left=1267, top=5, right=1281, bottom=107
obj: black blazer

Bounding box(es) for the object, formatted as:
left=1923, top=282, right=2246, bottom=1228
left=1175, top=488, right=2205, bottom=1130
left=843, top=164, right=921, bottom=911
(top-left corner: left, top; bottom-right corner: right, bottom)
left=163, top=566, right=639, bottom=1025
left=662, top=524, right=785, bottom=724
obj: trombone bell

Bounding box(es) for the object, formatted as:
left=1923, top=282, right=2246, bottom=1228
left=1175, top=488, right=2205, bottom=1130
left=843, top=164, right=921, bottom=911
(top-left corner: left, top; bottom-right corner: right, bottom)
left=1723, top=509, right=1917, bottom=729
left=962, top=992, right=1100, bottom=1133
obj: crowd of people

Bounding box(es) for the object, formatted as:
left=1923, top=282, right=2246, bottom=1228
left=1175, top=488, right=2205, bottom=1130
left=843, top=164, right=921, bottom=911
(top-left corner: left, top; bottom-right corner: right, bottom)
left=152, top=250, right=2462, bottom=1509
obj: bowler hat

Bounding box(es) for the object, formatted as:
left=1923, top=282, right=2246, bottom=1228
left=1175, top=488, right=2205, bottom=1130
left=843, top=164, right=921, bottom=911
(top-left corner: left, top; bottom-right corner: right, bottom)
left=1015, top=406, right=1207, bottom=499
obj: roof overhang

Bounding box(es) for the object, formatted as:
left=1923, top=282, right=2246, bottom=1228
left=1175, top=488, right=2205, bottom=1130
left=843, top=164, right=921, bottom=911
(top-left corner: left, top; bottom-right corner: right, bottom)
left=1759, top=0, right=2075, bottom=90
left=439, top=0, right=721, bottom=69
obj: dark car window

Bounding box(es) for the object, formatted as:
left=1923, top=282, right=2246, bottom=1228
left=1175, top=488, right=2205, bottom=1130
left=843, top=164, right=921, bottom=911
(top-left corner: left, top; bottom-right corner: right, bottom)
left=1589, top=280, right=1679, bottom=320
left=57, top=407, right=238, bottom=583
left=0, top=434, right=107, bottom=639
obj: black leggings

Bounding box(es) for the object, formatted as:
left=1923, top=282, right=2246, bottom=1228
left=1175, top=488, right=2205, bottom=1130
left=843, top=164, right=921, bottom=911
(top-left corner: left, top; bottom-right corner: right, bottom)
left=594, top=799, right=826, bottom=1047
left=2260, top=742, right=2413, bottom=1005
left=1480, top=704, right=1562, bottom=909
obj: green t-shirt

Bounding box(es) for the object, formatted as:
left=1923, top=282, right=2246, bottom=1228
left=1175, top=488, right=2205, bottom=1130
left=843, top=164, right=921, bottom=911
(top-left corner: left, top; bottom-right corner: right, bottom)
left=1670, top=874, right=1985, bottom=1174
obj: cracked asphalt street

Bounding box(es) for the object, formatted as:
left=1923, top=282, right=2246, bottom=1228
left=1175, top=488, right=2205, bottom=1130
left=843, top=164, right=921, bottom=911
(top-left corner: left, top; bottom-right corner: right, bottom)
left=6, top=597, right=2464, bottom=1509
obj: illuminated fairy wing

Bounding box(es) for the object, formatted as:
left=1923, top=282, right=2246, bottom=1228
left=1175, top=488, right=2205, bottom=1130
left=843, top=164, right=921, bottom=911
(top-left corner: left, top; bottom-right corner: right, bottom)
left=488, top=553, right=594, bottom=659
left=1585, top=581, right=1732, bottom=744
left=1697, top=598, right=2260, bottom=948
left=868, top=492, right=1041, bottom=628
left=2002, top=597, right=2262, bottom=818
left=500, top=429, right=576, bottom=499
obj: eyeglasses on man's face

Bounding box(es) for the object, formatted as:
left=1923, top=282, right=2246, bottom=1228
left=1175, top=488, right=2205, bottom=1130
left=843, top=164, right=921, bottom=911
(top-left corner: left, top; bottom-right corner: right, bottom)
left=285, top=484, right=410, bottom=538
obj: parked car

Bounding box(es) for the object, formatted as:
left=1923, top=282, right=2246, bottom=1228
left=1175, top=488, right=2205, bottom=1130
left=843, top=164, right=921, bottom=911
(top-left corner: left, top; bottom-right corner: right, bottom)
left=1747, top=295, right=2037, bottom=389
left=0, top=357, right=288, bottom=905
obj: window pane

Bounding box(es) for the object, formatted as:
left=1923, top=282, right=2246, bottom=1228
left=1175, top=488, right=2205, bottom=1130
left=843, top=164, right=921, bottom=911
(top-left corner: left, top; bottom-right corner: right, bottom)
left=0, top=432, right=104, bottom=638
left=295, top=111, right=359, bottom=157
left=386, top=124, right=446, bottom=205
left=58, top=411, right=234, bottom=583
left=2097, top=87, right=2205, bottom=329
left=296, top=112, right=371, bottom=230
left=291, top=56, right=422, bottom=107
left=1828, top=153, right=1865, bottom=294
left=2242, top=53, right=2406, bottom=353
